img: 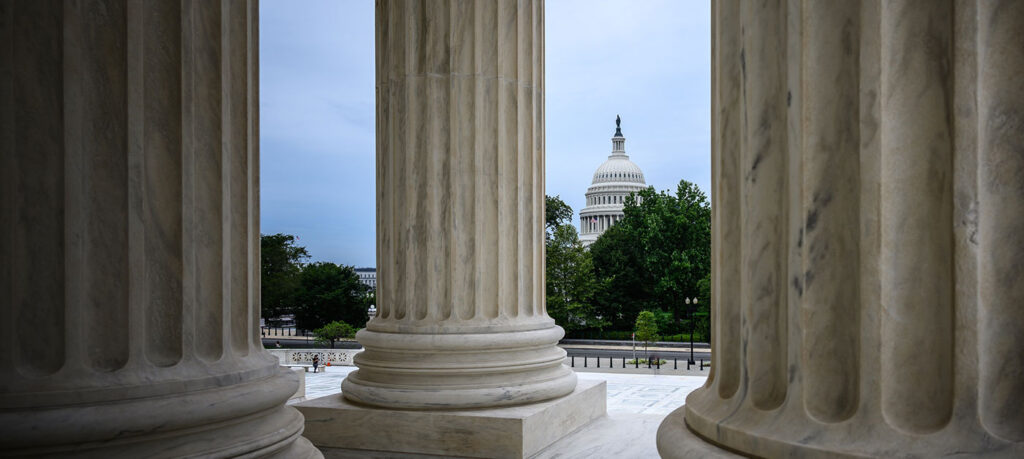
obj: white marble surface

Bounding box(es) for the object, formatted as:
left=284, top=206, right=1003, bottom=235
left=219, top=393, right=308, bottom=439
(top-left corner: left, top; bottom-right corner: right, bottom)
left=293, top=368, right=705, bottom=415
left=344, top=0, right=576, bottom=413
left=293, top=368, right=706, bottom=458
left=663, top=1, right=1024, bottom=457
left=0, top=2, right=319, bottom=457
left=298, top=379, right=607, bottom=458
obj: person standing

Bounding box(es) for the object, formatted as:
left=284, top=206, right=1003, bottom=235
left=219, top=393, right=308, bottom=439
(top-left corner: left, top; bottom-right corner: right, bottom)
left=312, top=355, right=320, bottom=373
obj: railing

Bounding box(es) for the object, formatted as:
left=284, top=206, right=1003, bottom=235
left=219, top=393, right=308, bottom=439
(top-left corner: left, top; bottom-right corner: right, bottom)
left=568, top=355, right=710, bottom=372
left=260, top=326, right=312, bottom=338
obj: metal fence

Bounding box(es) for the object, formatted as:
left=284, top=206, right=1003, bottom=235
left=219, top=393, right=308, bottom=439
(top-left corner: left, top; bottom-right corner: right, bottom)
left=260, top=327, right=311, bottom=338
left=569, top=355, right=710, bottom=371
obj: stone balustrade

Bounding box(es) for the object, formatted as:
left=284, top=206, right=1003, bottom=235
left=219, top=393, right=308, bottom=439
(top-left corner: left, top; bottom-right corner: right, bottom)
left=267, top=348, right=362, bottom=367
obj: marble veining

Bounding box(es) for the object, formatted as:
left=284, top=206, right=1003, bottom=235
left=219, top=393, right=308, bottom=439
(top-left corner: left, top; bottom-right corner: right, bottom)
left=343, top=0, right=577, bottom=412
left=658, top=0, right=1024, bottom=457
left=0, top=2, right=320, bottom=456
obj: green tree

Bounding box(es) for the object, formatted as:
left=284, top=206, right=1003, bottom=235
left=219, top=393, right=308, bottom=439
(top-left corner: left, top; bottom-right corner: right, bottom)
left=293, top=262, right=369, bottom=331
left=635, top=310, right=660, bottom=355
left=695, top=272, right=711, bottom=342
left=590, top=223, right=651, bottom=329
left=590, top=180, right=711, bottom=334
left=545, top=195, right=573, bottom=238
left=546, top=224, right=606, bottom=332
left=261, top=233, right=309, bottom=320
left=313, top=320, right=356, bottom=349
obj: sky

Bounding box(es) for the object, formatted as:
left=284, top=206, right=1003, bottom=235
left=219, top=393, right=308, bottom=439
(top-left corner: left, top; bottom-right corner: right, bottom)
left=260, top=0, right=710, bottom=268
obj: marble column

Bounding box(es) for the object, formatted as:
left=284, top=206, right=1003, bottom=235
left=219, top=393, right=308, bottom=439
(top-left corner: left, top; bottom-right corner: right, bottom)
left=341, top=0, right=576, bottom=410
left=0, top=2, right=320, bottom=457
left=657, top=0, right=1024, bottom=457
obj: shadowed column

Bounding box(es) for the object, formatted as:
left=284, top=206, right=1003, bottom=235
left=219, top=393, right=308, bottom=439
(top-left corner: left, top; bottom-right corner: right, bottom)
left=0, top=2, right=319, bottom=457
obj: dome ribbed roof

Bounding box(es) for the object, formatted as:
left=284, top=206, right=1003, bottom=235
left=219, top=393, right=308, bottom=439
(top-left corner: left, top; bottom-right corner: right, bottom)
left=591, top=157, right=646, bottom=184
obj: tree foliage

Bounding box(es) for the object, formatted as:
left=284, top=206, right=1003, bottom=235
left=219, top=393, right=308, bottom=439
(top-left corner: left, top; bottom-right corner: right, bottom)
left=545, top=195, right=573, bottom=238
left=546, top=223, right=606, bottom=332
left=293, top=262, right=370, bottom=332
left=590, top=180, right=712, bottom=340
left=313, top=320, right=357, bottom=349
left=694, top=272, right=711, bottom=342
left=635, top=310, right=660, bottom=354
left=261, top=233, right=309, bottom=320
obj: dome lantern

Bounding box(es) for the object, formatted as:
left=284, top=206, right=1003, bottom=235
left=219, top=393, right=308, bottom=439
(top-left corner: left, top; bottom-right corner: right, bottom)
left=612, top=115, right=626, bottom=154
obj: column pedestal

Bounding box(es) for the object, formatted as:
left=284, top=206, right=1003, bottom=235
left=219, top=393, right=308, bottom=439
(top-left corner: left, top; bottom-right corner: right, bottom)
left=298, top=379, right=605, bottom=459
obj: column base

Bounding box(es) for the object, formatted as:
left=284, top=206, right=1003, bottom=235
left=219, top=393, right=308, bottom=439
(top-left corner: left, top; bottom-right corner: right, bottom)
left=661, top=386, right=1024, bottom=458
left=656, top=406, right=745, bottom=459
left=296, top=379, right=606, bottom=459
left=342, top=326, right=577, bottom=409
left=0, top=368, right=323, bottom=458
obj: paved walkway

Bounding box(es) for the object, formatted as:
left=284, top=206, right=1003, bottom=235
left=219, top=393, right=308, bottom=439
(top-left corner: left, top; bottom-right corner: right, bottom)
left=290, top=366, right=708, bottom=458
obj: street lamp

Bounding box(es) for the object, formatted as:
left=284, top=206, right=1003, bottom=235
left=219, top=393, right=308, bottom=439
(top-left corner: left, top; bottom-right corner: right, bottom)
left=686, top=297, right=699, bottom=365
left=367, top=304, right=377, bottom=323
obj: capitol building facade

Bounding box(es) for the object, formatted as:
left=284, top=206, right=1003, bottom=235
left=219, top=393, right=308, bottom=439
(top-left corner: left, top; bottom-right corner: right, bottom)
left=579, top=117, right=647, bottom=247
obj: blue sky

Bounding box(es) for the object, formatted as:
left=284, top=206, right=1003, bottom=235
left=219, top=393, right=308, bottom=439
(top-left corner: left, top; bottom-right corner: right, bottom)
left=260, top=1, right=710, bottom=267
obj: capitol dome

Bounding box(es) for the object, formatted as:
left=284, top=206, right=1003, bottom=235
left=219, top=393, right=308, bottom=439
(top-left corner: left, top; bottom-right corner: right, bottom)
left=591, top=157, right=646, bottom=184
left=579, top=116, right=647, bottom=247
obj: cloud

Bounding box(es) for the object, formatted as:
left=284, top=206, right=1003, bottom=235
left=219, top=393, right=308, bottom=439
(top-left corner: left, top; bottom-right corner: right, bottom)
left=260, top=1, right=710, bottom=266
left=546, top=1, right=711, bottom=225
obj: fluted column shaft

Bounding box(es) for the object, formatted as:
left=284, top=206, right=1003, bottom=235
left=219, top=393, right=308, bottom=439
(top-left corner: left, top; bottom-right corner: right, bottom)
left=658, top=0, right=1024, bottom=457
left=371, top=0, right=546, bottom=333
left=0, top=2, right=318, bottom=457
left=341, top=0, right=575, bottom=410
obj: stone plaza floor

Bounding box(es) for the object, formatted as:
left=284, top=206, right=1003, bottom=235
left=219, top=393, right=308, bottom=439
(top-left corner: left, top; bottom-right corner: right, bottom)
left=290, top=366, right=708, bottom=458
